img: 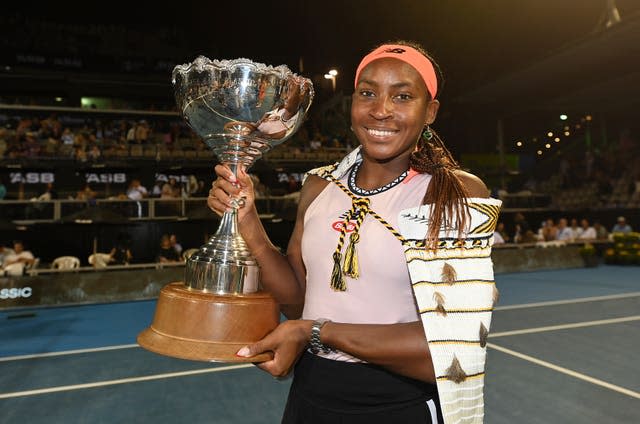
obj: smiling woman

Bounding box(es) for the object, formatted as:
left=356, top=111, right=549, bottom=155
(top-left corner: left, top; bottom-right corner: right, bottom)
left=207, top=40, right=502, bottom=424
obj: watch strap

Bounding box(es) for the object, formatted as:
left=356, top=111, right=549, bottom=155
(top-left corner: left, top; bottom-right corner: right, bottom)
left=309, top=318, right=332, bottom=354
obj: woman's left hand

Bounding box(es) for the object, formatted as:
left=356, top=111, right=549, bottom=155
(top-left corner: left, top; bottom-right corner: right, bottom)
left=236, top=320, right=312, bottom=378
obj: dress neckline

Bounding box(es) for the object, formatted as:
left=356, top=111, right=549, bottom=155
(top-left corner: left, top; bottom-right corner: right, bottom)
left=347, top=161, right=409, bottom=196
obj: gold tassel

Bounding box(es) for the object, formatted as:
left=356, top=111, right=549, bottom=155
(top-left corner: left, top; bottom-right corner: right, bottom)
left=433, top=291, right=447, bottom=316
left=479, top=322, right=489, bottom=347
left=492, top=284, right=500, bottom=307
left=442, top=262, right=457, bottom=285
left=446, top=355, right=468, bottom=383
left=330, top=252, right=346, bottom=291
left=342, top=233, right=360, bottom=278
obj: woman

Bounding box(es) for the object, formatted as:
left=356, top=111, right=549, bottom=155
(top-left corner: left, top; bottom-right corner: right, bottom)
left=209, top=41, right=501, bottom=424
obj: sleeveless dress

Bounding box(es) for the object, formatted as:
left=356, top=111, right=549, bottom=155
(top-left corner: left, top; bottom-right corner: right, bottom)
left=282, top=161, right=443, bottom=424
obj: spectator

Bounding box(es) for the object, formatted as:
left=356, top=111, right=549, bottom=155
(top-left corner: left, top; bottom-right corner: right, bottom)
left=157, top=234, right=181, bottom=263
left=496, top=222, right=510, bottom=243
left=576, top=218, right=596, bottom=240
left=135, top=120, right=150, bottom=144
left=126, top=122, right=137, bottom=144
left=556, top=218, right=574, bottom=241
left=538, top=218, right=558, bottom=242
left=61, top=128, right=74, bottom=145
left=126, top=178, right=148, bottom=200
left=26, top=183, right=57, bottom=219
left=0, top=244, right=15, bottom=267
left=593, top=221, right=609, bottom=240
left=170, top=234, right=183, bottom=256
left=151, top=178, right=164, bottom=197
left=1, top=241, right=35, bottom=276
left=612, top=216, right=632, bottom=234
left=76, top=184, right=97, bottom=202
left=88, top=144, right=101, bottom=162
left=126, top=178, right=148, bottom=218
left=161, top=177, right=180, bottom=199
left=36, top=183, right=58, bottom=201
left=109, top=233, right=133, bottom=265
left=513, top=213, right=535, bottom=243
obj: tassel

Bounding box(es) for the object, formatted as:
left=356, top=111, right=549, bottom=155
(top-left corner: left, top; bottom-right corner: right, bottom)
left=492, top=284, right=500, bottom=307
left=433, top=291, right=447, bottom=316
left=446, top=356, right=468, bottom=383
left=442, top=262, right=457, bottom=285
left=479, top=322, right=489, bottom=347
left=342, top=233, right=360, bottom=278
left=330, top=252, right=346, bottom=291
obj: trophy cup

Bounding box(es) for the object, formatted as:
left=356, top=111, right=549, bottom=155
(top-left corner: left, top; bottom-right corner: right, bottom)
left=137, top=56, right=314, bottom=362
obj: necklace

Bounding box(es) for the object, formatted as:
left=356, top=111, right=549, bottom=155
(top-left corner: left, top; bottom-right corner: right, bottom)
left=347, top=161, right=408, bottom=196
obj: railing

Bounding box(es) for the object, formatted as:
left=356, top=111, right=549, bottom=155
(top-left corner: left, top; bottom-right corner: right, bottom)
left=23, top=260, right=186, bottom=277
left=0, top=196, right=300, bottom=223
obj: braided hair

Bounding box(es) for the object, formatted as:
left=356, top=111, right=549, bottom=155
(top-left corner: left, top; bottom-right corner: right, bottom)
left=380, top=40, right=469, bottom=248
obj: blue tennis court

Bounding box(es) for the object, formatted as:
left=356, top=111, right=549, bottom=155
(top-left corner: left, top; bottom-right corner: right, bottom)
left=1, top=265, right=639, bottom=423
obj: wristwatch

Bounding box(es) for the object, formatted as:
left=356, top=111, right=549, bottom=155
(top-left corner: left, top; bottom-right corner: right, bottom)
left=309, top=318, right=332, bottom=354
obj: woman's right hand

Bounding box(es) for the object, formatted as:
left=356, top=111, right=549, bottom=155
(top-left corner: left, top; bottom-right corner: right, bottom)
left=207, top=164, right=256, bottom=224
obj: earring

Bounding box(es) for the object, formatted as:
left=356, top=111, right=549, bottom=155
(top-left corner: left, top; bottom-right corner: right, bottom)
left=422, top=126, right=433, bottom=141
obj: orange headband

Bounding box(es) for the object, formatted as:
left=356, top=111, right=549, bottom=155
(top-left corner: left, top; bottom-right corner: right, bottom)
left=354, top=44, right=438, bottom=99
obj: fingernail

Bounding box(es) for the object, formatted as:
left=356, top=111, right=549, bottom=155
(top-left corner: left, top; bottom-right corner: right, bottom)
left=236, top=346, right=250, bottom=357
left=228, top=174, right=237, bottom=183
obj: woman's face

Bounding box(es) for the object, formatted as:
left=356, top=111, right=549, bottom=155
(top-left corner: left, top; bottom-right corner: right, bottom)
left=351, top=57, right=439, bottom=164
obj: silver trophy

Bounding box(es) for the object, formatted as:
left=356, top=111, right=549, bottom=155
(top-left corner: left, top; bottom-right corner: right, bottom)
left=138, top=56, right=314, bottom=362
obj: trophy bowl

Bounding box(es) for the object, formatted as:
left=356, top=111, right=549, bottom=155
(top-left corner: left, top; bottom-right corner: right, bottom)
left=137, top=56, right=314, bottom=362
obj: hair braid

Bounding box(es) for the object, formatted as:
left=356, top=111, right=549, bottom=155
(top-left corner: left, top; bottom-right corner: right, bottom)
left=410, top=128, right=469, bottom=249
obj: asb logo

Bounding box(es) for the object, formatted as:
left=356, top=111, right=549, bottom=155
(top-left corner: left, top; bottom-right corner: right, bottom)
left=85, top=173, right=126, bottom=184
left=9, top=172, right=55, bottom=184
left=0, top=287, right=33, bottom=300
left=332, top=221, right=356, bottom=233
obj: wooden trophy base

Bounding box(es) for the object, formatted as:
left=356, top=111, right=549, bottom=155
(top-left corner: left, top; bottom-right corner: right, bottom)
left=137, top=282, right=279, bottom=362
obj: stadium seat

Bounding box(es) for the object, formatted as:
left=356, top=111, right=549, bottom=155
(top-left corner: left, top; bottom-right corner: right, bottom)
left=88, top=253, right=112, bottom=268
left=51, top=256, right=81, bottom=270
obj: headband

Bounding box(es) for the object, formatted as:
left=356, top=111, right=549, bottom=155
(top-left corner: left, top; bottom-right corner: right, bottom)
left=354, top=44, right=438, bottom=99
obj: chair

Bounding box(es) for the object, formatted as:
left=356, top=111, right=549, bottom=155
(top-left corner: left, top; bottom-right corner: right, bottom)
left=88, top=253, right=112, bottom=268
left=51, top=256, right=81, bottom=270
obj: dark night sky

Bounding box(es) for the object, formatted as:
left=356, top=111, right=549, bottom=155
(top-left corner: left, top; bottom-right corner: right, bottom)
left=7, top=0, right=640, bottom=100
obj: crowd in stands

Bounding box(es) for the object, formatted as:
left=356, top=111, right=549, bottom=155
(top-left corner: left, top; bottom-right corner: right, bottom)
left=0, top=109, right=351, bottom=166
left=494, top=212, right=634, bottom=246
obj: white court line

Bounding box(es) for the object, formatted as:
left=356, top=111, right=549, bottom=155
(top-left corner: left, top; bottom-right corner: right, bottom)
left=0, top=344, right=139, bottom=362
left=2, top=293, right=638, bottom=362
left=495, top=291, right=640, bottom=311
left=0, top=363, right=253, bottom=399
left=491, top=315, right=640, bottom=338
left=488, top=342, right=640, bottom=399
